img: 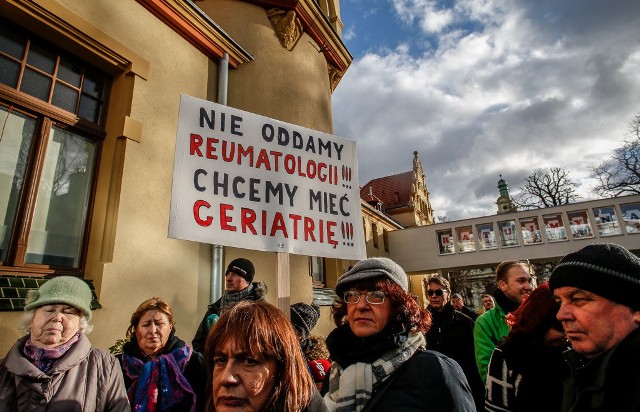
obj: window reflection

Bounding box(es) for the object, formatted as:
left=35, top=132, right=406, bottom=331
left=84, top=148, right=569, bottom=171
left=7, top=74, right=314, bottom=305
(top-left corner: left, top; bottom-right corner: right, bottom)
left=592, top=206, right=621, bottom=237
left=25, top=126, right=96, bottom=266
left=542, top=213, right=568, bottom=242
left=567, top=210, right=593, bottom=239
left=620, top=203, right=640, bottom=234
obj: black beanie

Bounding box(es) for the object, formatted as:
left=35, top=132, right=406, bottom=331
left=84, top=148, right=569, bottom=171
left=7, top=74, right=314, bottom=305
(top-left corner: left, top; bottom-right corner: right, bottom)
left=549, top=243, right=640, bottom=310
left=226, top=258, right=255, bottom=283
left=290, top=302, right=320, bottom=340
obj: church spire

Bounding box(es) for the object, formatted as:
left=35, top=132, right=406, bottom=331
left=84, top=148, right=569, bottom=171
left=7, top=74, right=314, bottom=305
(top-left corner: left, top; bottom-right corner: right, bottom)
left=496, top=174, right=517, bottom=214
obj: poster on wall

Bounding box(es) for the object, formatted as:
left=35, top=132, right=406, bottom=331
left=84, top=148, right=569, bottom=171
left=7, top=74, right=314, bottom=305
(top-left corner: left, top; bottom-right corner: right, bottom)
left=437, top=230, right=454, bottom=255
left=168, top=95, right=366, bottom=260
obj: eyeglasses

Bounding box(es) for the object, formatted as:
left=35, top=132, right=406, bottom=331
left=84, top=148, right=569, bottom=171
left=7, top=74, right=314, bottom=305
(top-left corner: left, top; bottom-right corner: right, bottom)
left=344, top=290, right=387, bottom=305
left=427, top=289, right=447, bottom=297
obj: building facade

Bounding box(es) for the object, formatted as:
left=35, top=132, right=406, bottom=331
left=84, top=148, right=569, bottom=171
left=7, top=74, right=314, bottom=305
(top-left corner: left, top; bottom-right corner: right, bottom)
left=361, top=151, right=434, bottom=227
left=0, top=0, right=352, bottom=352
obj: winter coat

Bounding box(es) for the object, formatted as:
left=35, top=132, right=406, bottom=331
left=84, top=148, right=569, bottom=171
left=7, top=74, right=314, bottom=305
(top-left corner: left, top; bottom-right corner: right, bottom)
left=474, top=290, right=519, bottom=382
left=560, top=327, right=640, bottom=412
left=459, top=305, right=479, bottom=321
left=485, top=339, right=569, bottom=412
left=306, top=389, right=329, bottom=412
left=192, top=281, right=267, bottom=353
left=0, top=334, right=129, bottom=411
left=117, top=330, right=206, bottom=412
left=427, top=303, right=485, bottom=411
left=270, top=387, right=328, bottom=412
left=326, top=323, right=476, bottom=411
left=362, top=349, right=476, bottom=411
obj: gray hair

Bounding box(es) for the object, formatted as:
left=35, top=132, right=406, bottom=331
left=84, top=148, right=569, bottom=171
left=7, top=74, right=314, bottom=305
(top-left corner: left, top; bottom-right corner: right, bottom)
left=18, top=308, right=94, bottom=335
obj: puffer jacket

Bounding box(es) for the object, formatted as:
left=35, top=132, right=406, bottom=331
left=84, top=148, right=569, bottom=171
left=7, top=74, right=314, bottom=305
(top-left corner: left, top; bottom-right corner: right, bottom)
left=0, top=334, right=129, bottom=411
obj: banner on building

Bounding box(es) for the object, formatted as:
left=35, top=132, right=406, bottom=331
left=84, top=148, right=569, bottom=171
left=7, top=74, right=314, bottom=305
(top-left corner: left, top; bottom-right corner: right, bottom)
left=169, top=95, right=366, bottom=260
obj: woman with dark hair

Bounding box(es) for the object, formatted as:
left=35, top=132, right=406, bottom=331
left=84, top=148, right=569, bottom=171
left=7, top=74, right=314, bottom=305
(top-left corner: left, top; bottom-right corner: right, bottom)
left=117, top=297, right=206, bottom=411
left=324, top=257, right=475, bottom=411
left=485, top=282, right=570, bottom=412
left=204, top=300, right=326, bottom=412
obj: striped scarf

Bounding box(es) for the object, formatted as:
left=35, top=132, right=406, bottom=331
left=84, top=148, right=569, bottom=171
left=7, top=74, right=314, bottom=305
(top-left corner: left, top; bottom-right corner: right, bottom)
left=324, top=331, right=425, bottom=411
left=123, top=345, right=196, bottom=412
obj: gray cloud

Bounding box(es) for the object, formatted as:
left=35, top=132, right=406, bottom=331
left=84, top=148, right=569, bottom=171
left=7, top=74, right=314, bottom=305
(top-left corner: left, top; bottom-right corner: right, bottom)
left=333, top=0, right=640, bottom=220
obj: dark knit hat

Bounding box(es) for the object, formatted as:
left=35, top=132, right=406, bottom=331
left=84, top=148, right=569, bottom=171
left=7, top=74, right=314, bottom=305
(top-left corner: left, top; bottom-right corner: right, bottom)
left=24, top=276, right=93, bottom=320
left=226, top=258, right=255, bottom=283
left=335, top=257, right=408, bottom=296
left=549, top=243, right=640, bottom=310
left=290, top=302, right=320, bottom=340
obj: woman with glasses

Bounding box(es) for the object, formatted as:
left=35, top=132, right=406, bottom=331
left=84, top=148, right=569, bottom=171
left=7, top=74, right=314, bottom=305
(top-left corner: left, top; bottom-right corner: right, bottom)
left=324, top=257, right=476, bottom=411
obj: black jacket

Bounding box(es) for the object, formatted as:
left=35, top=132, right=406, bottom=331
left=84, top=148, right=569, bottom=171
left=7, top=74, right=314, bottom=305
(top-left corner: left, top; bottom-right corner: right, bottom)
left=191, top=281, right=267, bottom=353
left=118, top=331, right=206, bottom=412
left=362, top=349, right=476, bottom=411
left=326, top=324, right=476, bottom=412
left=485, top=338, right=569, bottom=411
left=427, top=303, right=485, bottom=411
left=561, top=327, right=640, bottom=412
left=459, top=305, right=479, bottom=321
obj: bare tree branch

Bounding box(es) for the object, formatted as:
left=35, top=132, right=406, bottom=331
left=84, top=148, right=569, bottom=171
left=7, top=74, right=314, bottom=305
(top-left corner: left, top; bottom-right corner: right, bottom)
left=514, top=167, right=580, bottom=209
left=591, top=113, right=640, bottom=197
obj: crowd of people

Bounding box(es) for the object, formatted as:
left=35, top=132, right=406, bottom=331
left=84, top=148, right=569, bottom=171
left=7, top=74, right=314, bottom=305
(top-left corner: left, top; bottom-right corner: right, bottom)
left=1, top=243, right=639, bottom=411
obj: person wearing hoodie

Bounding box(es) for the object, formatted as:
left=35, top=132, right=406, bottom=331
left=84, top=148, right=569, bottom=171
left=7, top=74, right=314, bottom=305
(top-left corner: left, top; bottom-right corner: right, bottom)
left=192, top=258, right=267, bottom=353
left=474, top=260, right=532, bottom=382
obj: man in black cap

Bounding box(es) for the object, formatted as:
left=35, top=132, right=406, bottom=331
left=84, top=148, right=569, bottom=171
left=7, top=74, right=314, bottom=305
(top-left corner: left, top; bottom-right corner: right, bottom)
left=549, top=243, right=640, bottom=412
left=191, top=258, right=267, bottom=352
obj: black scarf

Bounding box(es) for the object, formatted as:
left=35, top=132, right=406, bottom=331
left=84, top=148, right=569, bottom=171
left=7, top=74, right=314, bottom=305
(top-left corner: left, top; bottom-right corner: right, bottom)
left=326, top=323, right=409, bottom=368
left=493, top=289, right=520, bottom=313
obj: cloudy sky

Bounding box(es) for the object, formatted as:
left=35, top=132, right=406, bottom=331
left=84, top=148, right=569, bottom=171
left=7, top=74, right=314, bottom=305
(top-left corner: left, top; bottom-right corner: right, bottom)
left=331, top=0, right=640, bottom=220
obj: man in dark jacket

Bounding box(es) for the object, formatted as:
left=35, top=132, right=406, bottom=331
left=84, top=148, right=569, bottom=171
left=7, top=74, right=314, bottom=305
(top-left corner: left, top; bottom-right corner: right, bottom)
left=550, top=243, right=640, bottom=412
left=426, top=275, right=485, bottom=411
left=191, top=258, right=267, bottom=352
left=451, top=293, right=478, bottom=321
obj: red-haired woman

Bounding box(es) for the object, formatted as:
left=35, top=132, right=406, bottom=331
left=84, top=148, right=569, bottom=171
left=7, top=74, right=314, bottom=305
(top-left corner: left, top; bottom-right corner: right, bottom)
left=203, top=300, right=326, bottom=412
left=485, top=282, right=570, bottom=412
left=324, top=257, right=475, bottom=411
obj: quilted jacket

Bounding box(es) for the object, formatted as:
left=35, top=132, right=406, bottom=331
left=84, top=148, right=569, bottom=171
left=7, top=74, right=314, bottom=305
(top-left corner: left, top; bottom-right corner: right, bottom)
left=0, top=334, right=129, bottom=411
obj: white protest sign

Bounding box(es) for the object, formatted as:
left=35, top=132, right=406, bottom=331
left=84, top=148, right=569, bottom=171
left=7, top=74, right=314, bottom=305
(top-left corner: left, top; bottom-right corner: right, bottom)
left=169, top=95, right=366, bottom=260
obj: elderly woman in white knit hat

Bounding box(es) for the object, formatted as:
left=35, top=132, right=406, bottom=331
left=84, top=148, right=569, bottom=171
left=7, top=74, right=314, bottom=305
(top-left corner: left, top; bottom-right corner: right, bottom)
left=0, top=276, right=129, bottom=411
left=323, top=257, right=476, bottom=411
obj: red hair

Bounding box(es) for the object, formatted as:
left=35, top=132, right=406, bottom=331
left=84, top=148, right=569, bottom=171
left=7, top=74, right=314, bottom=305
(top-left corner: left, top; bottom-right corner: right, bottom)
left=505, top=282, right=561, bottom=344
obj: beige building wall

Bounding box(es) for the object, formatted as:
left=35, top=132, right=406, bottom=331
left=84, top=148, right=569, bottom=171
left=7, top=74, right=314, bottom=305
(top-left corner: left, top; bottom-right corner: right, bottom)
left=200, top=0, right=334, bottom=132
left=0, top=0, right=348, bottom=353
